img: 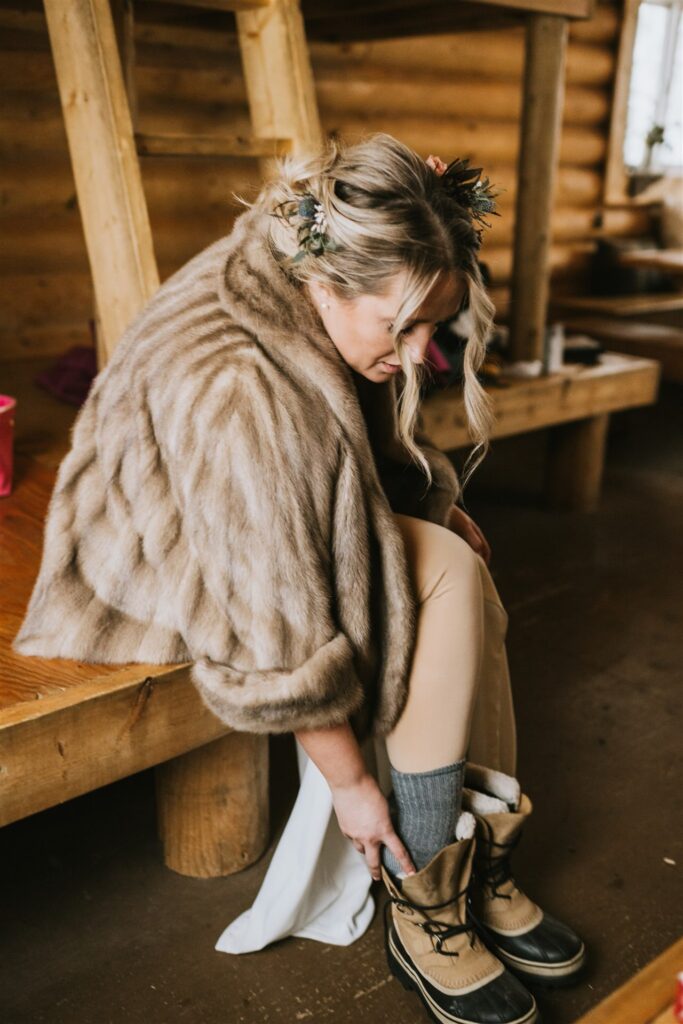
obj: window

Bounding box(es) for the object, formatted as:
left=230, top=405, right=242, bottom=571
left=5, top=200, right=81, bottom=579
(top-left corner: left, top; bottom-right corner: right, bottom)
left=624, top=0, right=683, bottom=174
left=604, top=0, right=683, bottom=204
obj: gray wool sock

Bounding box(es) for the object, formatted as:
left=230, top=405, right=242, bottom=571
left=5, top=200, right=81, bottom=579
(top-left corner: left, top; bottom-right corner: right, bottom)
left=381, top=757, right=466, bottom=878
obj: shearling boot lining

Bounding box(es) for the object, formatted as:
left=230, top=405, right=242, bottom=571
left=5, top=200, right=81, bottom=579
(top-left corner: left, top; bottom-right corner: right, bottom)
left=465, top=762, right=521, bottom=810
left=462, top=787, right=509, bottom=816
left=455, top=809, right=476, bottom=841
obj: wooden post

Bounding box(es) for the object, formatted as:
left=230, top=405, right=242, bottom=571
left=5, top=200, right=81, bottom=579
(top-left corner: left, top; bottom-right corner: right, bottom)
left=545, top=413, right=610, bottom=512
left=111, top=0, right=138, bottom=130
left=236, top=0, right=323, bottom=179
left=509, top=14, right=569, bottom=362
left=155, top=732, right=270, bottom=878
left=43, top=0, right=159, bottom=363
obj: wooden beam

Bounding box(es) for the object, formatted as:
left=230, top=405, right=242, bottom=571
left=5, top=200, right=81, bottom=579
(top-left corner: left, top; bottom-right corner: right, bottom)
left=304, top=0, right=593, bottom=18
left=236, top=0, right=323, bottom=179
left=473, top=0, right=593, bottom=14
left=509, top=13, right=569, bottom=361
left=302, top=4, right=520, bottom=41
left=420, top=353, right=660, bottom=450
left=111, top=0, right=138, bottom=129
left=145, top=0, right=271, bottom=10
left=0, top=663, right=222, bottom=826
left=42, top=0, right=159, bottom=361
left=143, top=0, right=595, bottom=20
left=135, top=131, right=292, bottom=157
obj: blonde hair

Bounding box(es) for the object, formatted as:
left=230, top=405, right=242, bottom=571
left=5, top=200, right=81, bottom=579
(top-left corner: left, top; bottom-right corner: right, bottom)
left=235, top=132, right=496, bottom=501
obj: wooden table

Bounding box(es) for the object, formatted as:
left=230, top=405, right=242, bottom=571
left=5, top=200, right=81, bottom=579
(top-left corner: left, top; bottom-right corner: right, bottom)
left=0, top=358, right=269, bottom=878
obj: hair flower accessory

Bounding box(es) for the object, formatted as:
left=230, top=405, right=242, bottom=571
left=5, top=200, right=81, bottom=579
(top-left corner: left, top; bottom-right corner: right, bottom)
left=426, top=153, right=504, bottom=246
left=426, top=154, right=448, bottom=176
left=271, top=192, right=340, bottom=263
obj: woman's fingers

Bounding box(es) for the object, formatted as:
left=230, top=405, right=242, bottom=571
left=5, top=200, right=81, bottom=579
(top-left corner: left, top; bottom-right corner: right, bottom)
left=384, top=833, right=416, bottom=877
left=366, top=841, right=382, bottom=881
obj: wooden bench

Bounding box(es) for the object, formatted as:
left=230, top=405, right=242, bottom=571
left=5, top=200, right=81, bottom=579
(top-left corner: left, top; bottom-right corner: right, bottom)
left=421, top=351, right=660, bottom=512
left=0, top=358, right=269, bottom=878
left=573, top=935, right=683, bottom=1024
left=0, top=348, right=659, bottom=866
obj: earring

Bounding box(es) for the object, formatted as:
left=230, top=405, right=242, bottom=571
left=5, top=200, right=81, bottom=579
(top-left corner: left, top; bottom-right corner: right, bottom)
left=321, top=302, right=330, bottom=309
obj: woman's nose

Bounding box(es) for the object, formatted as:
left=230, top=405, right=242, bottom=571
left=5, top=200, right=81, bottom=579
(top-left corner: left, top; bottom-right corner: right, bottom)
left=406, top=328, right=434, bottom=364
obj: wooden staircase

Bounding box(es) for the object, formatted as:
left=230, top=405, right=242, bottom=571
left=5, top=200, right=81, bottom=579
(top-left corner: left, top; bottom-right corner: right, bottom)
left=42, top=0, right=323, bottom=363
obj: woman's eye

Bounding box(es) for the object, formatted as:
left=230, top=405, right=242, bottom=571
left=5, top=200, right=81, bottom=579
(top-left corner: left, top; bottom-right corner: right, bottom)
left=388, top=323, right=416, bottom=336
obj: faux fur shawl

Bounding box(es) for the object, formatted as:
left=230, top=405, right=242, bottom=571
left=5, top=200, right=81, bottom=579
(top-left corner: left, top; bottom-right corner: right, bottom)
left=12, top=203, right=460, bottom=741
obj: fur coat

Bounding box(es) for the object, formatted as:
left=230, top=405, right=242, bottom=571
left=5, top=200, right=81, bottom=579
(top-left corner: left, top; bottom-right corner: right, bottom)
left=12, top=203, right=460, bottom=742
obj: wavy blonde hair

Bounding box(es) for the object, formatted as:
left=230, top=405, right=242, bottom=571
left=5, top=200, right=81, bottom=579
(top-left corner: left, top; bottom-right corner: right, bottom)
left=235, top=132, right=496, bottom=500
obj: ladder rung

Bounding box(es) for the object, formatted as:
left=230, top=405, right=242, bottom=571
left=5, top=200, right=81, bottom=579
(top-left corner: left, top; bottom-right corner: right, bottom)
left=144, top=0, right=272, bottom=11
left=135, top=133, right=293, bottom=158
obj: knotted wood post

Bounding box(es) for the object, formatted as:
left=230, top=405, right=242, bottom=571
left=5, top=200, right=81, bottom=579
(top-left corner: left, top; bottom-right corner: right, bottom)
left=155, top=732, right=270, bottom=878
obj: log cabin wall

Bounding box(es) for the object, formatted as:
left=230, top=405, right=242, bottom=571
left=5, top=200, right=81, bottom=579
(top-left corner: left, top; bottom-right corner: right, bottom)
left=0, top=0, right=651, bottom=364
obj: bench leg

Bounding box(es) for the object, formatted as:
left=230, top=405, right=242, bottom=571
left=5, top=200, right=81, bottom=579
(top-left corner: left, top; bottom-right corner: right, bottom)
left=154, top=732, right=269, bottom=878
left=545, top=413, right=610, bottom=512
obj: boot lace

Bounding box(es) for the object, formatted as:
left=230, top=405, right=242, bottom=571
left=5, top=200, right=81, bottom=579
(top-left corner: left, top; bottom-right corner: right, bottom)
left=384, top=883, right=478, bottom=957
left=475, top=820, right=522, bottom=900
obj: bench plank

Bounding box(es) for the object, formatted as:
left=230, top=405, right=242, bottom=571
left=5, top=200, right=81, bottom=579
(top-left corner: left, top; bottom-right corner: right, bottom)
left=573, top=935, right=683, bottom=1024
left=421, top=352, right=660, bottom=450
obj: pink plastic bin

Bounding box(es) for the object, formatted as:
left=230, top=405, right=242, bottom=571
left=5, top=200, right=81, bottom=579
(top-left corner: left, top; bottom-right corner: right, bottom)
left=0, top=394, right=17, bottom=497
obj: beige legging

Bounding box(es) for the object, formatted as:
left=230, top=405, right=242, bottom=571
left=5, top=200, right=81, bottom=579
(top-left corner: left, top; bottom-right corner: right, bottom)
left=384, top=512, right=517, bottom=777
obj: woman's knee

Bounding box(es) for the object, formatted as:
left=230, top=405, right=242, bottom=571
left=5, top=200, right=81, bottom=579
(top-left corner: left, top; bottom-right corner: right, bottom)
left=394, top=512, right=483, bottom=604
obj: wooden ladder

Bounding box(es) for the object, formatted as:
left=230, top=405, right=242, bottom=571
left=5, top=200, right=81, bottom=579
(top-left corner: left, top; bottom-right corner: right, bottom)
left=42, top=0, right=323, bottom=365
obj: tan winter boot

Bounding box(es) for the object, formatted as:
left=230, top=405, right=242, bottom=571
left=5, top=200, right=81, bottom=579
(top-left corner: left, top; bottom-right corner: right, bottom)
left=381, top=811, right=539, bottom=1024
left=463, top=763, right=586, bottom=987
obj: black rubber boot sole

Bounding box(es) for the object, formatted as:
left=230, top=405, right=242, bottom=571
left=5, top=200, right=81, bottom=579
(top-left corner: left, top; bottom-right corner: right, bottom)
left=480, top=935, right=586, bottom=990
left=383, top=905, right=541, bottom=1024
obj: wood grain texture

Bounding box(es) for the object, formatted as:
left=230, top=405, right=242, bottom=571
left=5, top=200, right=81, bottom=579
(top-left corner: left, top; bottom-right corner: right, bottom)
left=545, top=410, right=609, bottom=510
left=573, top=935, right=683, bottom=1024
left=509, top=13, right=569, bottom=362
left=561, top=316, right=683, bottom=383
left=1, top=3, right=623, bottom=350
left=420, top=352, right=660, bottom=449
left=155, top=731, right=269, bottom=877
left=0, top=360, right=269, bottom=878
left=42, top=0, right=160, bottom=360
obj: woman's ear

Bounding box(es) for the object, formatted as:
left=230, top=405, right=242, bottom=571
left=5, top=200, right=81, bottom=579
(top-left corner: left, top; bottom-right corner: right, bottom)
left=306, top=278, right=329, bottom=308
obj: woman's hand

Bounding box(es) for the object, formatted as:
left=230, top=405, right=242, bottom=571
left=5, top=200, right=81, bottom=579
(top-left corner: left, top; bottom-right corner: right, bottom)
left=447, top=504, right=491, bottom=566
left=331, top=772, right=417, bottom=882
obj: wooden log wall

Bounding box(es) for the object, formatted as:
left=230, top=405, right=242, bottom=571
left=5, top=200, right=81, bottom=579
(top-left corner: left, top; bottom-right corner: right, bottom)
left=0, top=0, right=651, bottom=362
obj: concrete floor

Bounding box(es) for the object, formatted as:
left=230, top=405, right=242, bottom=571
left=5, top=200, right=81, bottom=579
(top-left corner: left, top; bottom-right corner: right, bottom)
left=2, top=381, right=682, bottom=1024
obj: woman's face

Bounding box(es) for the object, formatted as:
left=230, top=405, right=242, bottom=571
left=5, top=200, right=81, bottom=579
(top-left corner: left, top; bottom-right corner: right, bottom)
left=304, top=268, right=467, bottom=383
